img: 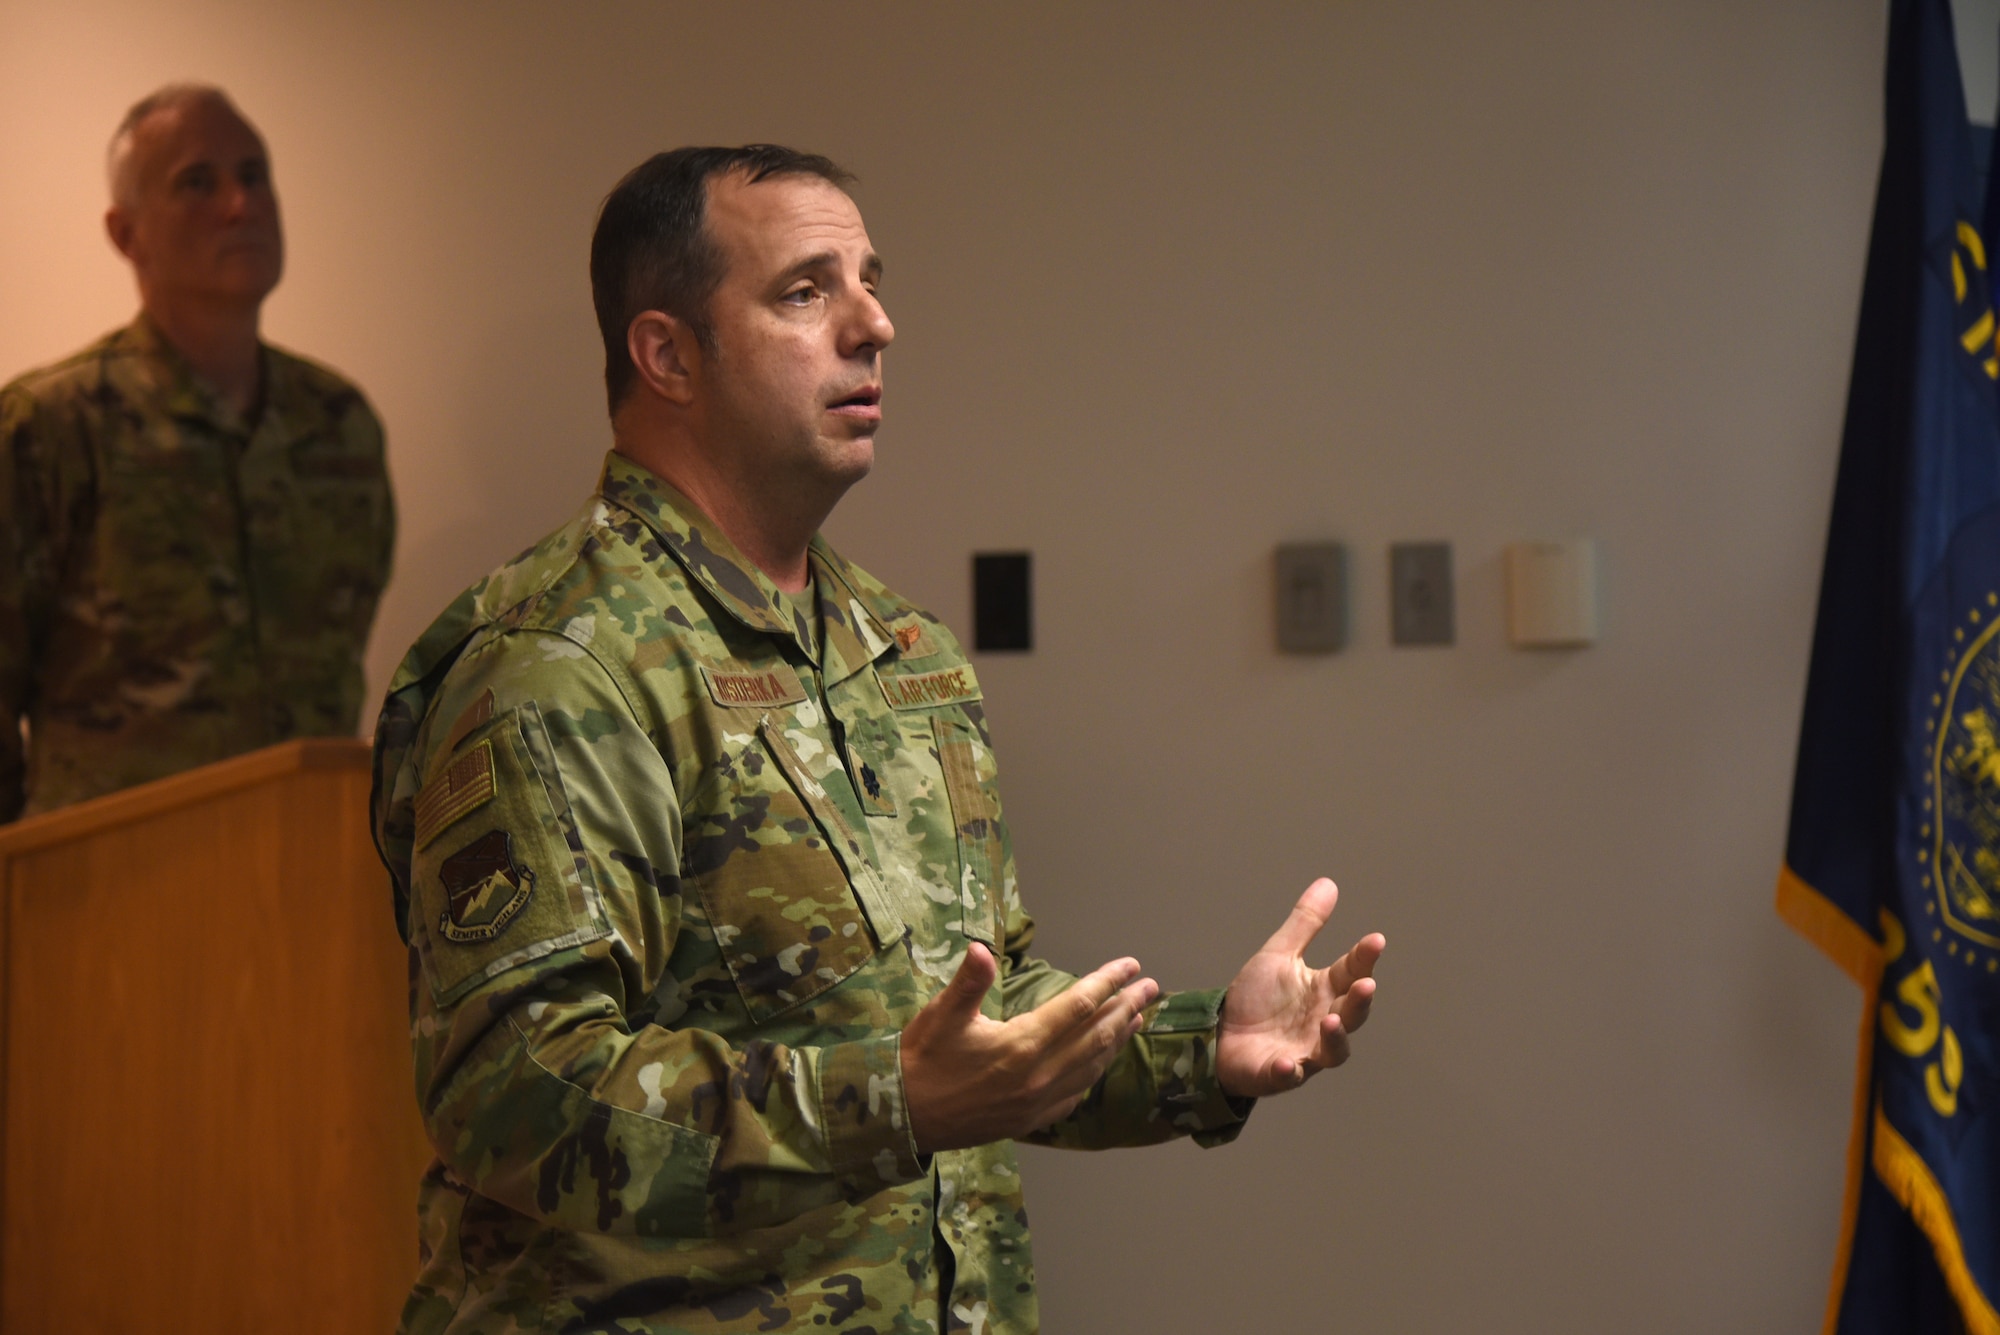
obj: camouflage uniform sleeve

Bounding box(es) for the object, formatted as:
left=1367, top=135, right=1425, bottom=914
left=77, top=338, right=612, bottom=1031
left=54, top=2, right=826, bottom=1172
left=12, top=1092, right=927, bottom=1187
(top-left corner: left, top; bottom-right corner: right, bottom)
left=405, top=629, right=927, bottom=1241
left=1001, top=932, right=1252, bottom=1152
left=352, top=394, right=395, bottom=616
left=0, top=382, right=75, bottom=822
left=993, top=848, right=1253, bottom=1153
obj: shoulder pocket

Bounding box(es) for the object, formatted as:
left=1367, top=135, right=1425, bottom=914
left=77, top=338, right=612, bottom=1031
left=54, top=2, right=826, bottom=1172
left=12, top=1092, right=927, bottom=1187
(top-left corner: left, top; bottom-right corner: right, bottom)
left=413, top=702, right=611, bottom=1005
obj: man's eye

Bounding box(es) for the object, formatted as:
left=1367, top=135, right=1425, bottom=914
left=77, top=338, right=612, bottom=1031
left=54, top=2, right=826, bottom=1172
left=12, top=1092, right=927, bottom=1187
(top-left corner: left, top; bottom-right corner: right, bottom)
left=238, top=161, right=269, bottom=189
left=781, top=285, right=819, bottom=306
left=176, top=166, right=217, bottom=195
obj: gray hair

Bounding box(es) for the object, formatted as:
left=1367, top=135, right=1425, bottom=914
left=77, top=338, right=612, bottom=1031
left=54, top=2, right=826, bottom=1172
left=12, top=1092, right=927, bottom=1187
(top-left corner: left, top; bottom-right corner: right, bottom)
left=106, top=83, right=241, bottom=209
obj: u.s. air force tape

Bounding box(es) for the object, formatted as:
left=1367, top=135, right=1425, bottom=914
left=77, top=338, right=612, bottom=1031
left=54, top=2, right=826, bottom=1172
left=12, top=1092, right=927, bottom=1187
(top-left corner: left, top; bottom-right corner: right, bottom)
left=877, top=665, right=982, bottom=710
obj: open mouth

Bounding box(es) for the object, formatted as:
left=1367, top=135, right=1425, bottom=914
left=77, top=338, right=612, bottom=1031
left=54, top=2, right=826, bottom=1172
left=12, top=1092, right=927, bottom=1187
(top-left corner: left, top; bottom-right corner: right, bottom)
left=829, top=387, right=881, bottom=411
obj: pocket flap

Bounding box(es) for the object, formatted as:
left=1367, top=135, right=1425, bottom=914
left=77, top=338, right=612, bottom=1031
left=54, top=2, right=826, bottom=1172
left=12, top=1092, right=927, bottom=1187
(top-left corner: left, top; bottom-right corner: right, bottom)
left=413, top=702, right=611, bottom=1004
left=933, top=715, right=1003, bottom=949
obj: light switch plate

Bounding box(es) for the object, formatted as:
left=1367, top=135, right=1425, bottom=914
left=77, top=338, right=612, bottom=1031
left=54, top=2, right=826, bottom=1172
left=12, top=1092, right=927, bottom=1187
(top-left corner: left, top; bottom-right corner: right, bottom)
left=1390, top=542, right=1454, bottom=646
left=1505, top=539, right=1597, bottom=647
left=1275, top=543, right=1346, bottom=653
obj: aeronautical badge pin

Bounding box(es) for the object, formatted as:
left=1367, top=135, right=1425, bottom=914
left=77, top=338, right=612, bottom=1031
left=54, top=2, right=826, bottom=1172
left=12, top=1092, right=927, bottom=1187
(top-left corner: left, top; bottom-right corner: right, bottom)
left=890, top=619, right=941, bottom=658
left=437, top=829, right=536, bottom=943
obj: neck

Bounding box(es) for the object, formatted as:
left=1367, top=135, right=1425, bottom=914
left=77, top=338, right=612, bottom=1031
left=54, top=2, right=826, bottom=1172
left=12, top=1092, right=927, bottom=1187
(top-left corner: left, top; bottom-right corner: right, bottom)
left=613, top=423, right=836, bottom=596
left=142, top=296, right=264, bottom=419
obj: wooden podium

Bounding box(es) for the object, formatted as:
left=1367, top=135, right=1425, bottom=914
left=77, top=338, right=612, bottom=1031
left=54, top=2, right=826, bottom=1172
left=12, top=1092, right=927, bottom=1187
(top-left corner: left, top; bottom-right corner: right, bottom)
left=0, top=739, right=431, bottom=1332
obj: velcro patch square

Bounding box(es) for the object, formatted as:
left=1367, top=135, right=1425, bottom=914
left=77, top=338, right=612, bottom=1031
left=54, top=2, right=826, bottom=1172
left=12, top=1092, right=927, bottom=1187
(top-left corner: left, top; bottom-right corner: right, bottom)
left=892, top=620, right=942, bottom=658
left=442, top=687, right=495, bottom=754
left=416, top=738, right=496, bottom=849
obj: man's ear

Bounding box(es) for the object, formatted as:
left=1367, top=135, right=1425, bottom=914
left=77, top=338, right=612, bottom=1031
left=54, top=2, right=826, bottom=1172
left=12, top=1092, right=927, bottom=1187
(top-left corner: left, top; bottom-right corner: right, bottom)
left=627, top=310, right=700, bottom=406
left=105, top=207, right=137, bottom=261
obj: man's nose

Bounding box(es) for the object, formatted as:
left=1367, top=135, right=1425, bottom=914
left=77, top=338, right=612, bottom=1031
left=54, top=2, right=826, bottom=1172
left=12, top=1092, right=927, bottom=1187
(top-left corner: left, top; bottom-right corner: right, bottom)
left=841, top=290, right=895, bottom=356
left=221, top=178, right=267, bottom=223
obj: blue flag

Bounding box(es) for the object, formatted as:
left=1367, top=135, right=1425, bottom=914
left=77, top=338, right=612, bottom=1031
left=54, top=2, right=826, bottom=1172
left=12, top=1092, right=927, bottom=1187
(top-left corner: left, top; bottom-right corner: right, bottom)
left=1781, top=2, right=2000, bottom=1330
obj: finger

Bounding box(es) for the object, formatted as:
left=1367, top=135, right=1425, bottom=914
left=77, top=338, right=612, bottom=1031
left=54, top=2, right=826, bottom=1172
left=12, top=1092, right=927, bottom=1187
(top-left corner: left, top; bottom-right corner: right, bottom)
left=1304, top=1013, right=1352, bottom=1073
left=1261, top=878, right=1340, bottom=958
left=1023, top=956, right=1143, bottom=1040
left=1044, top=976, right=1156, bottom=1067
left=1038, top=982, right=1154, bottom=1107
left=1326, top=931, right=1387, bottom=993
left=1335, top=974, right=1377, bottom=1033
left=1040, top=979, right=1152, bottom=1087
left=927, top=942, right=998, bottom=1022
left=1265, top=1051, right=1311, bottom=1090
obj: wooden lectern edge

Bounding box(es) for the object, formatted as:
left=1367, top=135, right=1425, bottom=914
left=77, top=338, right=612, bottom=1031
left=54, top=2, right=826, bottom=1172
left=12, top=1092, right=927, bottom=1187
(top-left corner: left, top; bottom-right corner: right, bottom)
left=0, top=738, right=375, bottom=859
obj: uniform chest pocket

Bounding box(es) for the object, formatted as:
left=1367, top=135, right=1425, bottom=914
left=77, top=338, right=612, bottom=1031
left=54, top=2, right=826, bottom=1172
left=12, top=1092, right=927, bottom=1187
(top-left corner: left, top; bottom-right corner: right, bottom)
left=97, top=455, right=243, bottom=630
left=685, top=719, right=905, bottom=1022
left=238, top=448, right=390, bottom=617
left=278, top=445, right=391, bottom=538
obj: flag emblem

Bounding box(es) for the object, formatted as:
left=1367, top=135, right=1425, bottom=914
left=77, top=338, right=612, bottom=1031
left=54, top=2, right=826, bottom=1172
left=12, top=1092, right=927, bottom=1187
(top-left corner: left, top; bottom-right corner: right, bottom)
left=1930, top=593, right=2000, bottom=955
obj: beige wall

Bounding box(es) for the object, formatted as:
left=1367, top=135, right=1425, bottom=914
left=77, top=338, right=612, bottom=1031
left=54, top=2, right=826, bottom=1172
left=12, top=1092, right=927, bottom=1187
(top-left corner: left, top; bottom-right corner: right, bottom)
left=0, top=2, right=1914, bottom=1328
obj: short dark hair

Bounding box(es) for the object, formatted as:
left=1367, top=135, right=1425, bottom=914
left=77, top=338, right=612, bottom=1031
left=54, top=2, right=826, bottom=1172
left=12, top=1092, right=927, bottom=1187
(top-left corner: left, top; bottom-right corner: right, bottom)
left=590, top=145, right=855, bottom=412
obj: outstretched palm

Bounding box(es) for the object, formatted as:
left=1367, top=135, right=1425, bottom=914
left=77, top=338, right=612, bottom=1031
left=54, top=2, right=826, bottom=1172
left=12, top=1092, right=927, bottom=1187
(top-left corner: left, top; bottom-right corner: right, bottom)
left=1216, top=878, right=1385, bottom=1099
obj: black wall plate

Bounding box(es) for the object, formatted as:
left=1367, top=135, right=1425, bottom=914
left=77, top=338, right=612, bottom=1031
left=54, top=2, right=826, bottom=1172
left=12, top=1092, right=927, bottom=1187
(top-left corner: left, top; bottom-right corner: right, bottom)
left=973, top=552, right=1032, bottom=652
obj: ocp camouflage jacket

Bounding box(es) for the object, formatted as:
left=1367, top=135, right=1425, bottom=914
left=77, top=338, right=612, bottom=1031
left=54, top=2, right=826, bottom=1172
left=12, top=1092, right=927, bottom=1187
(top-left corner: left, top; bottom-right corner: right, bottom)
left=0, top=317, right=394, bottom=819
left=371, top=452, right=1249, bottom=1334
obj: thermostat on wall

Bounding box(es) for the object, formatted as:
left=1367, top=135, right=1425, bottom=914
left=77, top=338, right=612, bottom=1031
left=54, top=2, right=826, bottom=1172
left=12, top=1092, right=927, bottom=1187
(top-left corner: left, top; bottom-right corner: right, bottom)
left=1505, top=539, right=1598, bottom=648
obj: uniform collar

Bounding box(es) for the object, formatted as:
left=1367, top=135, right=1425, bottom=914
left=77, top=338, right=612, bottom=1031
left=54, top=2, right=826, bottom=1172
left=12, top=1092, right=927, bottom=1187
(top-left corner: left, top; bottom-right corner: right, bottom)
left=598, top=451, right=897, bottom=679
left=808, top=537, right=901, bottom=684
left=121, top=314, right=282, bottom=442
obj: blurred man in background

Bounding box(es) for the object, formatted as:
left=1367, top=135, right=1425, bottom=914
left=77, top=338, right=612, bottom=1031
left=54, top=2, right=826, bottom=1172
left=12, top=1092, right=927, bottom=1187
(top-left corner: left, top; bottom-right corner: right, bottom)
left=0, top=83, right=394, bottom=821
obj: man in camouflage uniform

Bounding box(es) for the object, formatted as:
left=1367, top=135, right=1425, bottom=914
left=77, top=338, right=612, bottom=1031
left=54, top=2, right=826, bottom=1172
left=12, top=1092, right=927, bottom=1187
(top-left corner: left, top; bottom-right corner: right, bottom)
left=372, top=146, right=1384, bottom=1334
left=0, top=84, right=393, bottom=820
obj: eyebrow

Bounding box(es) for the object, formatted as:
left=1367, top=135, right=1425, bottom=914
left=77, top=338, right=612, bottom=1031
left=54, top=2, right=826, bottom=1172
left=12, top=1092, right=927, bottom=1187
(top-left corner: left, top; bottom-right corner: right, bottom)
left=777, top=250, right=885, bottom=287
left=169, top=152, right=267, bottom=178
